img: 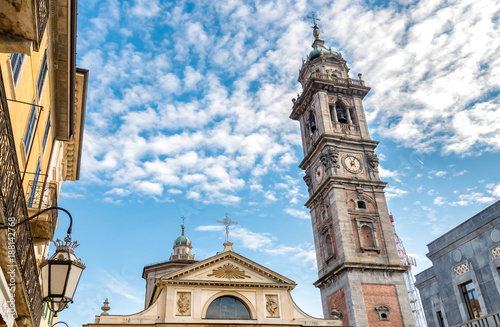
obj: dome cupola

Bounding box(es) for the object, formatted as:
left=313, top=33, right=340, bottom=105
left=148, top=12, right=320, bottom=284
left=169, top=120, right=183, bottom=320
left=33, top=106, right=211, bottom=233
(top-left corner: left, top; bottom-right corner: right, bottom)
left=170, top=224, right=195, bottom=261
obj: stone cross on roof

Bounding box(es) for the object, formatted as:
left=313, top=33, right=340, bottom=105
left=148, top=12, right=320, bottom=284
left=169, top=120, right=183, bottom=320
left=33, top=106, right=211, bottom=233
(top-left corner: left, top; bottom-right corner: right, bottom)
left=217, top=213, right=238, bottom=242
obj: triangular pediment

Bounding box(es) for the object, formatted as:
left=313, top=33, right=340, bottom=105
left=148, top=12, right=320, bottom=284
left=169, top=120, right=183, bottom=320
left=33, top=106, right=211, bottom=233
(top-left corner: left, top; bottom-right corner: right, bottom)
left=159, top=250, right=296, bottom=287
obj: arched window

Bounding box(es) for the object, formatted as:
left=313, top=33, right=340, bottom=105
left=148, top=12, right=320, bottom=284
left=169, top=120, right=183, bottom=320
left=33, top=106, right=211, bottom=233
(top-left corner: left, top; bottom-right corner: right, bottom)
left=309, top=111, right=316, bottom=133
left=336, top=103, right=348, bottom=124
left=361, top=225, right=375, bottom=248
left=205, top=296, right=251, bottom=319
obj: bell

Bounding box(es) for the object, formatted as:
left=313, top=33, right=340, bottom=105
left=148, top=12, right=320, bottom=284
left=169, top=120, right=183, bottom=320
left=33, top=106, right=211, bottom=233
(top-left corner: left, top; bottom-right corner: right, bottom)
left=310, top=120, right=317, bottom=132
left=337, top=109, right=347, bottom=124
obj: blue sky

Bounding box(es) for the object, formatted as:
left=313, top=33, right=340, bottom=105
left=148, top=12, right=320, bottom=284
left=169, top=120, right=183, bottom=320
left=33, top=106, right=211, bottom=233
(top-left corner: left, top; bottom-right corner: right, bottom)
left=57, top=0, right=499, bottom=325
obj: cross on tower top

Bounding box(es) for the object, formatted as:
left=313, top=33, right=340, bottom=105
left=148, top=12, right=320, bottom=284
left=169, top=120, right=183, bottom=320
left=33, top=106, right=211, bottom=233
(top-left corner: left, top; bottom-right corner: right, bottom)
left=181, top=216, right=186, bottom=235
left=307, top=12, right=320, bottom=26
left=217, top=213, right=238, bottom=242
left=307, top=12, right=323, bottom=39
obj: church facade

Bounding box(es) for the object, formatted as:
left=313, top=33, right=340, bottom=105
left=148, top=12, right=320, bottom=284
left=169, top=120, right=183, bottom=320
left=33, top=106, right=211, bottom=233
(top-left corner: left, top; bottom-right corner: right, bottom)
left=85, top=228, right=342, bottom=327
left=290, top=23, right=415, bottom=326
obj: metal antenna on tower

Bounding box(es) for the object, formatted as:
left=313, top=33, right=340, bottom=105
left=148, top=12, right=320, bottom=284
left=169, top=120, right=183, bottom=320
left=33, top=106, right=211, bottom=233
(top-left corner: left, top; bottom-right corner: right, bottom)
left=390, top=212, right=427, bottom=327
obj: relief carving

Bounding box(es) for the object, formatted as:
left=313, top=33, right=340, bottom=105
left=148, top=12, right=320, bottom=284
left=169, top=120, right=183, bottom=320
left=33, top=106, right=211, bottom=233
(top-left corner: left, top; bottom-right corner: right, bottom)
left=177, top=292, right=190, bottom=315
left=266, top=294, right=279, bottom=317
left=366, top=152, right=379, bottom=172
left=453, top=262, right=469, bottom=276
left=320, top=146, right=340, bottom=169
left=303, top=170, right=312, bottom=191
left=207, top=263, right=251, bottom=279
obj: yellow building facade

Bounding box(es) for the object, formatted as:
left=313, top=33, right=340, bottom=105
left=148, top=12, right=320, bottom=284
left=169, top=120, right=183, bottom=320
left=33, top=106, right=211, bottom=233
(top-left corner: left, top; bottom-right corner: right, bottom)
left=0, top=1, right=87, bottom=327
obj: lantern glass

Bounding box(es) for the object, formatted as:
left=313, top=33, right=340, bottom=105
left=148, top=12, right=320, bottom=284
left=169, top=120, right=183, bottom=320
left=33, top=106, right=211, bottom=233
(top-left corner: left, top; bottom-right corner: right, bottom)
left=50, top=263, right=70, bottom=295
left=41, top=263, right=49, bottom=298
left=64, top=264, right=84, bottom=299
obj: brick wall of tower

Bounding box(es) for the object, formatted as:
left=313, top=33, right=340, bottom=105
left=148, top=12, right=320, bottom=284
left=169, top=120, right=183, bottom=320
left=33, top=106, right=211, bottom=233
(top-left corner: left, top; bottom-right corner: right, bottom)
left=362, top=284, right=403, bottom=326
left=327, top=288, right=350, bottom=326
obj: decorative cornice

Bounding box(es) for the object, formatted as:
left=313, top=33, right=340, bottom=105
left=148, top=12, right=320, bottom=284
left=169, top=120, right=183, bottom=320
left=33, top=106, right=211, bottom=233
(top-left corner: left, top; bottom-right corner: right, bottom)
left=299, top=134, right=379, bottom=171
left=305, top=177, right=388, bottom=208
left=314, top=262, right=408, bottom=288
left=156, top=279, right=294, bottom=290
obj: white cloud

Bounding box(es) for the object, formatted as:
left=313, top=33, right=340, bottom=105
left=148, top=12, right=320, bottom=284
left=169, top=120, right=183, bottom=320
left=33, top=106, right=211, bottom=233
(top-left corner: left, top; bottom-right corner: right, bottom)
left=435, top=171, right=447, bottom=177
left=196, top=225, right=315, bottom=264
left=421, top=205, right=438, bottom=222
left=103, top=197, right=122, bottom=205
left=449, top=191, right=496, bottom=206
left=60, top=192, right=85, bottom=199
left=133, top=181, right=164, bottom=196
left=433, top=196, right=446, bottom=206
left=159, top=73, right=181, bottom=93
left=196, top=225, right=225, bottom=232
left=284, top=208, right=309, bottom=220
left=491, top=185, right=500, bottom=198
left=453, top=170, right=468, bottom=177
left=379, top=166, right=400, bottom=181
left=263, top=191, right=277, bottom=201
left=227, top=227, right=275, bottom=250
left=105, top=188, right=131, bottom=197
left=385, top=186, right=408, bottom=199
left=129, top=0, right=161, bottom=18
left=183, top=66, right=203, bottom=90
left=101, top=270, right=142, bottom=304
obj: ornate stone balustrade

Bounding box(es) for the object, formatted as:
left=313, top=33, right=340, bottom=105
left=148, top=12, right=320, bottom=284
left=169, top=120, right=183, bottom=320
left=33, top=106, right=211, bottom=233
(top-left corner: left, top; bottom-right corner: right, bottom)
left=308, top=72, right=365, bottom=87
left=454, top=310, right=500, bottom=327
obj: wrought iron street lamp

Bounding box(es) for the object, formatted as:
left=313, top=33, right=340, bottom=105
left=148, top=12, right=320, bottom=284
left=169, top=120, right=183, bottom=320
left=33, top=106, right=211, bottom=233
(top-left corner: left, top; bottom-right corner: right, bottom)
left=40, top=235, right=85, bottom=315
left=2, top=206, right=85, bottom=315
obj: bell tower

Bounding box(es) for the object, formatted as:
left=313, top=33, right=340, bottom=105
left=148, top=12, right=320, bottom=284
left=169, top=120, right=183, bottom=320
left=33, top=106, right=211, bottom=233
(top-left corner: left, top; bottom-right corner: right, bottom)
left=290, top=20, right=415, bottom=326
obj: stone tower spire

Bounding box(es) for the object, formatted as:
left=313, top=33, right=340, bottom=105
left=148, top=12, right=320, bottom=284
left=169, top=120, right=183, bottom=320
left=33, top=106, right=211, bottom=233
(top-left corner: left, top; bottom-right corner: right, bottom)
left=290, top=16, right=415, bottom=326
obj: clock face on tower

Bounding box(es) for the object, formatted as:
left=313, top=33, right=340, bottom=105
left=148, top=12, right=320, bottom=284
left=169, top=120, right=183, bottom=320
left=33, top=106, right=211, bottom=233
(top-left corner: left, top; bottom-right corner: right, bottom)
left=342, top=154, right=363, bottom=174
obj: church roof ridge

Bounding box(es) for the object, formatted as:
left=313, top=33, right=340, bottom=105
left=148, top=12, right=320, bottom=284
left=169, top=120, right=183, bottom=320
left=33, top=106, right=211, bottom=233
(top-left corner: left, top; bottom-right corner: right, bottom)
left=160, top=249, right=296, bottom=285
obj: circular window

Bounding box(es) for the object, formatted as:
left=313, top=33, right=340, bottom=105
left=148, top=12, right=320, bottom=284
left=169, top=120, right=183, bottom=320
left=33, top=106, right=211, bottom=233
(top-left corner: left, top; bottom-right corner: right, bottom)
left=205, top=296, right=251, bottom=320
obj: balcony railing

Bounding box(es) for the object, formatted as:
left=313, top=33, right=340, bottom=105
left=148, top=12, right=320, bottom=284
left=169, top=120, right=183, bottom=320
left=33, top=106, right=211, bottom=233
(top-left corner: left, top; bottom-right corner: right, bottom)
left=309, top=72, right=366, bottom=87
left=455, top=311, right=500, bottom=327
left=336, top=122, right=360, bottom=133
left=0, top=67, right=42, bottom=327
left=27, top=180, right=57, bottom=210
left=27, top=180, right=58, bottom=240
left=36, top=0, right=49, bottom=47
